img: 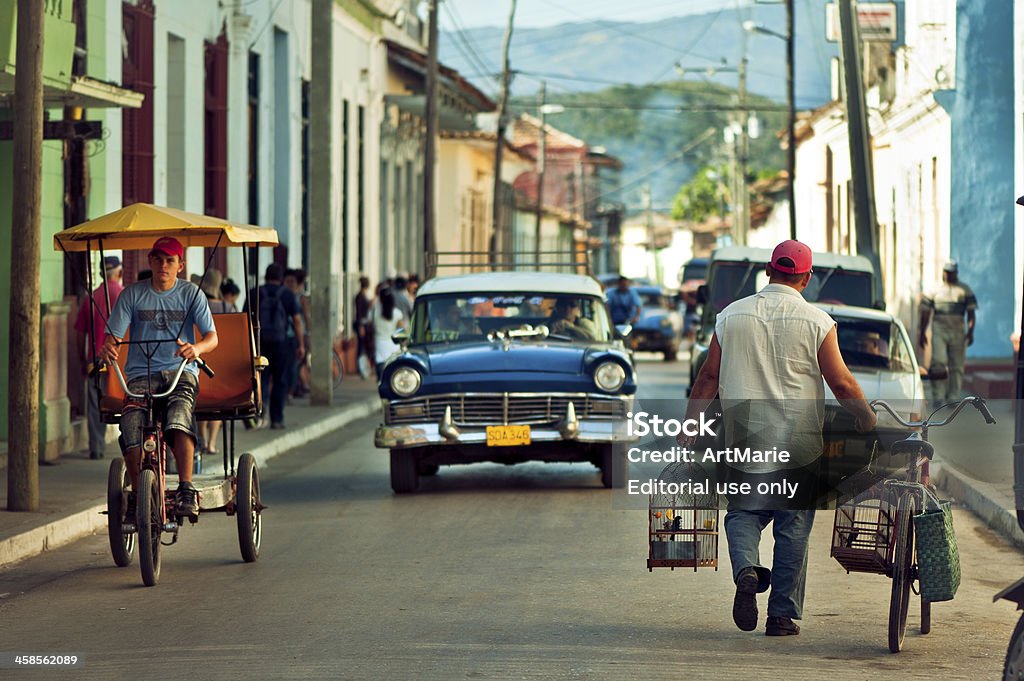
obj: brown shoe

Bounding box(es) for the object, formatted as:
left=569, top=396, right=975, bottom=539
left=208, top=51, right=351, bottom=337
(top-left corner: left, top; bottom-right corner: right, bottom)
left=765, top=616, right=800, bottom=636
left=732, top=568, right=759, bottom=632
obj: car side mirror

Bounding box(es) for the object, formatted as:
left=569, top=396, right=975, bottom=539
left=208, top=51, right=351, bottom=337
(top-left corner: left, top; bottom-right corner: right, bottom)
left=615, top=324, right=632, bottom=339
left=391, top=329, right=409, bottom=345
left=696, top=284, right=708, bottom=305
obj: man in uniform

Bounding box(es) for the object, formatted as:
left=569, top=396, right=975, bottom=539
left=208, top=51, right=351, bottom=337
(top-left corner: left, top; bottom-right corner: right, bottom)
left=919, top=260, right=977, bottom=403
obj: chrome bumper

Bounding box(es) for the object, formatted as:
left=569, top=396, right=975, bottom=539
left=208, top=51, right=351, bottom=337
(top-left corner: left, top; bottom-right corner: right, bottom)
left=374, top=418, right=635, bottom=449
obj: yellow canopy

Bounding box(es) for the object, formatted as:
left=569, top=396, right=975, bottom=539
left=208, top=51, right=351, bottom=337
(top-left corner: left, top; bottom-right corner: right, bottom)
left=53, top=203, right=279, bottom=252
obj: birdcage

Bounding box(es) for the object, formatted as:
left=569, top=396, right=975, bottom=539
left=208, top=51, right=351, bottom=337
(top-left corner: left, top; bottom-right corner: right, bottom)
left=647, top=461, right=719, bottom=571
left=830, top=484, right=896, bottom=574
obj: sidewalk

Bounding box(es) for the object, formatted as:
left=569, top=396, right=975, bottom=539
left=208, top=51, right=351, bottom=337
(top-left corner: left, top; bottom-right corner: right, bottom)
left=929, top=398, right=1024, bottom=549
left=0, top=381, right=381, bottom=568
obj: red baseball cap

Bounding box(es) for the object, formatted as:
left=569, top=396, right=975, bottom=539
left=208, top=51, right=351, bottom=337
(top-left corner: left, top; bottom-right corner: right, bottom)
left=149, top=236, right=184, bottom=260
left=770, top=239, right=813, bottom=274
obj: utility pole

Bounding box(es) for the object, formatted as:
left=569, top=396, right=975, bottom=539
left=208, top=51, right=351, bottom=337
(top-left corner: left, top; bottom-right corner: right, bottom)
left=837, top=0, right=882, bottom=301
left=489, top=0, right=517, bottom=266
left=8, top=0, right=44, bottom=511
left=737, top=55, right=749, bottom=245
left=424, top=0, right=439, bottom=278
left=643, top=184, right=660, bottom=284
left=533, top=80, right=546, bottom=263
left=309, top=0, right=335, bottom=405
left=786, top=0, right=797, bottom=239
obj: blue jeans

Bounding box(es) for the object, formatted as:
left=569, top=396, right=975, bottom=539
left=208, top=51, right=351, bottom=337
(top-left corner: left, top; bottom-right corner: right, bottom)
left=725, top=508, right=815, bottom=619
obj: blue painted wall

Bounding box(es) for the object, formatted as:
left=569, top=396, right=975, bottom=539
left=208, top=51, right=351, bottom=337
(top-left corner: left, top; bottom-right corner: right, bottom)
left=943, top=1, right=1016, bottom=359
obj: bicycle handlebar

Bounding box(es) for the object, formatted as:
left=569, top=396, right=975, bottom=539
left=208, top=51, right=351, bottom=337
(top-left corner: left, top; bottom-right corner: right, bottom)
left=870, top=396, right=995, bottom=429
left=103, top=355, right=214, bottom=399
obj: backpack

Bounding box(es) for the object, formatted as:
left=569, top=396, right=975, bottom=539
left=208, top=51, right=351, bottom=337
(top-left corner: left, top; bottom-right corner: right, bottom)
left=259, top=284, right=289, bottom=344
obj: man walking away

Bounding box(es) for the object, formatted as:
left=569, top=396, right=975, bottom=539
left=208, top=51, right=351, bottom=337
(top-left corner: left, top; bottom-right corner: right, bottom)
left=253, top=263, right=304, bottom=429
left=606, top=275, right=642, bottom=326
left=684, top=240, right=876, bottom=637
left=919, top=260, right=977, bottom=403
left=75, top=255, right=124, bottom=459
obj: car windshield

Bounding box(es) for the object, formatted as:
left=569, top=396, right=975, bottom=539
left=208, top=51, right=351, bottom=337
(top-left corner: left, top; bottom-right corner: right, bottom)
left=638, top=291, right=665, bottom=308
left=707, top=262, right=873, bottom=312
left=682, top=262, right=707, bottom=282
left=833, top=316, right=915, bottom=372
left=410, top=293, right=612, bottom=343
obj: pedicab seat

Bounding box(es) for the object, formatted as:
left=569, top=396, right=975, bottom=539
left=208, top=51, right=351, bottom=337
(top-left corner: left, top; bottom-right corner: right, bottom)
left=99, top=312, right=263, bottom=422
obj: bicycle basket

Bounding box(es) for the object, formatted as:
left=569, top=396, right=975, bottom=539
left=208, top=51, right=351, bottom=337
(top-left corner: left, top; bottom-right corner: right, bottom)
left=831, top=484, right=896, bottom=574
left=648, top=461, right=719, bottom=572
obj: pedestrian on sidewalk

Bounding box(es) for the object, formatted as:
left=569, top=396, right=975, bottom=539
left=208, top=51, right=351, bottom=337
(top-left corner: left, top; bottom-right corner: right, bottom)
left=74, top=255, right=124, bottom=459
left=606, top=275, right=642, bottom=326
left=682, top=240, right=876, bottom=637
left=393, top=275, right=414, bottom=320
left=919, top=260, right=977, bottom=404
left=252, top=263, right=304, bottom=429
left=284, top=268, right=312, bottom=397
left=198, top=268, right=229, bottom=458
left=354, top=275, right=374, bottom=379
left=369, top=286, right=405, bottom=377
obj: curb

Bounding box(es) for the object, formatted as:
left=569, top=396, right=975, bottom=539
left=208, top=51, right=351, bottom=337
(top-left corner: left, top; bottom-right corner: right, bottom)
left=934, top=461, right=1024, bottom=552
left=0, top=396, right=381, bottom=569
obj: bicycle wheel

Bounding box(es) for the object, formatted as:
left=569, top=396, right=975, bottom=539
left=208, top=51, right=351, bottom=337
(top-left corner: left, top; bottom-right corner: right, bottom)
left=888, top=492, right=917, bottom=652
left=106, top=459, right=135, bottom=567
left=137, top=469, right=162, bottom=587
left=332, top=350, right=344, bottom=389
left=236, top=453, right=262, bottom=563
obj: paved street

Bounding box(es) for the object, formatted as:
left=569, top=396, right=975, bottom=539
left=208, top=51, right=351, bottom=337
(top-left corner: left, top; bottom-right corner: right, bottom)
left=0, top=354, right=1020, bottom=680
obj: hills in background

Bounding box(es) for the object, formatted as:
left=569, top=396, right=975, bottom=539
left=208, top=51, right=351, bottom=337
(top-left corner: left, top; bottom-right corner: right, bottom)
left=441, top=5, right=838, bottom=105
left=440, top=6, right=840, bottom=208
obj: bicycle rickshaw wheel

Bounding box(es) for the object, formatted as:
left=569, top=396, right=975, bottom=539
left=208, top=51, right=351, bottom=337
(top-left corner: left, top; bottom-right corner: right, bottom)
left=332, top=350, right=344, bottom=389
left=921, top=600, right=931, bottom=635
left=888, top=492, right=917, bottom=653
left=236, top=453, right=262, bottom=562
left=1003, top=612, right=1024, bottom=680
left=137, top=469, right=162, bottom=587
left=106, top=459, right=135, bottom=567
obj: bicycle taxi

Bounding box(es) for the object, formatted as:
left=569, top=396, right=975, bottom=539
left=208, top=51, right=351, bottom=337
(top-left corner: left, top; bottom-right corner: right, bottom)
left=55, top=203, right=275, bottom=586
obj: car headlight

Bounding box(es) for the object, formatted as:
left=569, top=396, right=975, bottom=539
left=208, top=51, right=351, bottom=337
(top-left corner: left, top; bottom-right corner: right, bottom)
left=390, top=366, right=421, bottom=397
left=594, top=361, right=626, bottom=392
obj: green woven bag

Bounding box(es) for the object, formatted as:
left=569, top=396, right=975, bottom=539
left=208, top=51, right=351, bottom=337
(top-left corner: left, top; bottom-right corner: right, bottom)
left=913, top=498, right=960, bottom=603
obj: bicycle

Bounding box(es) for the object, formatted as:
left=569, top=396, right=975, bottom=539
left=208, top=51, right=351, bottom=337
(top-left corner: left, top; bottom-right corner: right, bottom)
left=836, top=396, right=996, bottom=652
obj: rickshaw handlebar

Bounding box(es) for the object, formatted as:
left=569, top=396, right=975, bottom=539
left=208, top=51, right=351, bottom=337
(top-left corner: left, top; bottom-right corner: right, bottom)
left=104, top=356, right=214, bottom=399
left=870, top=396, right=995, bottom=429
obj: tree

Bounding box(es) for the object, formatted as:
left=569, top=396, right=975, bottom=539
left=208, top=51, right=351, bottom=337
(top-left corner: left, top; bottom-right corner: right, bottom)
left=671, top=166, right=727, bottom=223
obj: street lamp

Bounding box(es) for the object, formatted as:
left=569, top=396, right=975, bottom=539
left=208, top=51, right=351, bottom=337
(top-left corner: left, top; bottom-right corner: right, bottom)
left=744, top=7, right=797, bottom=240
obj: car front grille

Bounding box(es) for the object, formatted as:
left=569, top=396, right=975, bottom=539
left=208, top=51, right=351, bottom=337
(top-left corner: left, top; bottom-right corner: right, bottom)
left=386, top=393, right=631, bottom=426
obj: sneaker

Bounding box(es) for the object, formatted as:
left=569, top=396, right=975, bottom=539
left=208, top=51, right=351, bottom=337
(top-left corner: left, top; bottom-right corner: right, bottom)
left=733, top=567, right=760, bottom=632
left=175, top=482, right=200, bottom=517
left=270, top=422, right=286, bottom=430
left=765, top=616, right=800, bottom=636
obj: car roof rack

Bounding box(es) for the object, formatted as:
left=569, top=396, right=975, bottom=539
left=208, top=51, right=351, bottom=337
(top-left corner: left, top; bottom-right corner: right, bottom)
left=427, top=249, right=593, bottom=278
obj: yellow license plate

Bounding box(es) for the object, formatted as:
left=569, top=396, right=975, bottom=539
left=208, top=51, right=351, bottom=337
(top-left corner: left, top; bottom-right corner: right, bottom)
left=486, top=425, right=531, bottom=447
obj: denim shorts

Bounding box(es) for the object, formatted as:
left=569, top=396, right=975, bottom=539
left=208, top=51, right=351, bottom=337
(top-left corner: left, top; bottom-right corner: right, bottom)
left=120, top=371, right=199, bottom=451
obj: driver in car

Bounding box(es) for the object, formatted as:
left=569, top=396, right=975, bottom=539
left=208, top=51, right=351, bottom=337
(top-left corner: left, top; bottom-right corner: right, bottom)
left=851, top=331, right=888, bottom=359
left=430, top=301, right=478, bottom=341
left=549, top=298, right=596, bottom=340
left=101, top=237, right=218, bottom=518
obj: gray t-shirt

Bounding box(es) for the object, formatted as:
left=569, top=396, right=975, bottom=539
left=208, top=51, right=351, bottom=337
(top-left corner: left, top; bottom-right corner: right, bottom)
left=107, top=279, right=216, bottom=380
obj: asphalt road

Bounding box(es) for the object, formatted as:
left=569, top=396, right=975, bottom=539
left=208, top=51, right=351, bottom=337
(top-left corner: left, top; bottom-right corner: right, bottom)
left=0, top=352, right=1021, bottom=680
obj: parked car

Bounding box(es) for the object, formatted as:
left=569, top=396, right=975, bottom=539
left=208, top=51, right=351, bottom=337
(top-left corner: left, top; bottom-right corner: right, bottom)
left=819, top=304, right=925, bottom=458
left=689, top=246, right=879, bottom=392
left=596, top=272, right=654, bottom=289
left=374, top=271, right=638, bottom=493
left=627, top=285, right=684, bottom=361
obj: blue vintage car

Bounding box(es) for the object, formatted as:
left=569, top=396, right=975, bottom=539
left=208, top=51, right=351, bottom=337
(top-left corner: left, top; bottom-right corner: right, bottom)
left=624, top=285, right=684, bottom=361
left=375, top=272, right=638, bottom=493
